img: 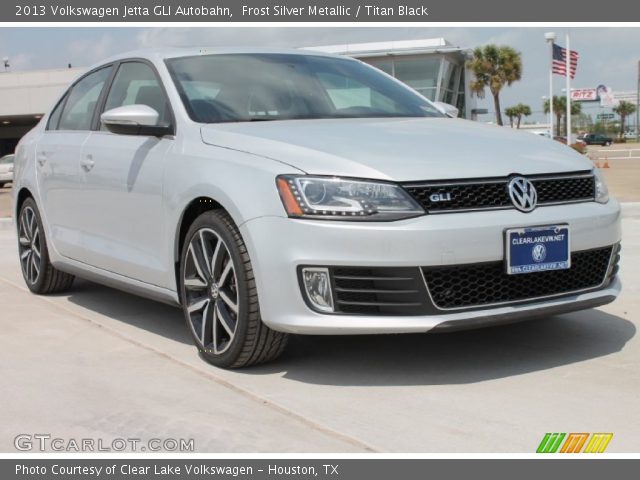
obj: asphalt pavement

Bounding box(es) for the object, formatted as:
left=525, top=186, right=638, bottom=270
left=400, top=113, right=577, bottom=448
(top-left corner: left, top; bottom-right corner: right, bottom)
left=0, top=212, right=638, bottom=453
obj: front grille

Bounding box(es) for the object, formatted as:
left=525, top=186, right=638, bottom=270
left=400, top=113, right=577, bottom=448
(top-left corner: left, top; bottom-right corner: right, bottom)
left=330, top=267, right=430, bottom=315
left=422, top=245, right=617, bottom=310
left=404, top=172, right=595, bottom=213
left=302, top=245, right=618, bottom=316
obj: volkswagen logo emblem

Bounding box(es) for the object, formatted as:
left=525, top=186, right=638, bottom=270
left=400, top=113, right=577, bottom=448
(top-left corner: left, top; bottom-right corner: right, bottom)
left=507, top=176, right=538, bottom=212
left=532, top=244, right=547, bottom=263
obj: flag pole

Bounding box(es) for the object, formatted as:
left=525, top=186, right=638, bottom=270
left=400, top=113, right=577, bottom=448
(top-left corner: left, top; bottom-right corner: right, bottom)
left=545, top=33, right=556, bottom=138
left=550, top=44, right=554, bottom=138
left=566, top=33, right=572, bottom=144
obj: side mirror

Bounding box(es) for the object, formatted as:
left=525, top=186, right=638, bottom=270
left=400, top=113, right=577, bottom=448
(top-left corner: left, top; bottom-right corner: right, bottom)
left=433, top=101, right=459, bottom=118
left=101, top=104, right=173, bottom=136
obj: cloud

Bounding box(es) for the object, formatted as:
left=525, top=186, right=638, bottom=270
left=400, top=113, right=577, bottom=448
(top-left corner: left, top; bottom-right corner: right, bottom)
left=66, top=33, right=116, bottom=67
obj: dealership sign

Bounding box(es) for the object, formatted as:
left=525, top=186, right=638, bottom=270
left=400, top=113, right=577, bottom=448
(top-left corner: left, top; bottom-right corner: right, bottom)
left=571, top=88, right=598, bottom=101
left=571, top=85, right=617, bottom=106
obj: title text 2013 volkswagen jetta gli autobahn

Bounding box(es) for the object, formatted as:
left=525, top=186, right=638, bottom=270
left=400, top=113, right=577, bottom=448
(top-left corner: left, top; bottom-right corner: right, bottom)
left=12, top=48, right=621, bottom=368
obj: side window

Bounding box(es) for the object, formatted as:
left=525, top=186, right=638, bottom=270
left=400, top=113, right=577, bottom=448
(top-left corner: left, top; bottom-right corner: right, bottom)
left=57, top=67, right=112, bottom=131
left=101, top=62, right=170, bottom=129
left=46, top=94, right=67, bottom=130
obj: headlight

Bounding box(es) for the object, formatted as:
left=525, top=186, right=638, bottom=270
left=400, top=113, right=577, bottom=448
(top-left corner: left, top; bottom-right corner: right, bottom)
left=276, top=175, right=425, bottom=221
left=594, top=169, right=609, bottom=204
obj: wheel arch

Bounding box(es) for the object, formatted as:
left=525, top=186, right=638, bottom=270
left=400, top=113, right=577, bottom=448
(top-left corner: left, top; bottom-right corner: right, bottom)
left=15, top=187, right=35, bottom=218
left=174, top=196, right=231, bottom=298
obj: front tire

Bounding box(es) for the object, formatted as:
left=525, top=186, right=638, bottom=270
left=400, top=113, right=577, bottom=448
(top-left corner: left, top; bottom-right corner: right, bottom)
left=17, top=198, right=75, bottom=294
left=179, top=210, right=288, bottom=368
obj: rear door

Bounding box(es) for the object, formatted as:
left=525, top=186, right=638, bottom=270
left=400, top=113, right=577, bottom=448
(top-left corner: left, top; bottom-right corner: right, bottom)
left=73, top=60, right=175, bottom=287
left=35, top=66, right=112, bottom=259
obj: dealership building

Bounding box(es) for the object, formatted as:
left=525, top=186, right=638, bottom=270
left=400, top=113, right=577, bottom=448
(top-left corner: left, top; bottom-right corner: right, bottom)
left=307, top=38, right=479, bottom=119
left=0, top=67, right=83, bottom=156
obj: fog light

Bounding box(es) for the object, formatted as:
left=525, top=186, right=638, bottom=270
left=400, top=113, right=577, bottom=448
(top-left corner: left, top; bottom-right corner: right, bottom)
left=301, top=267, right=334, bottom=313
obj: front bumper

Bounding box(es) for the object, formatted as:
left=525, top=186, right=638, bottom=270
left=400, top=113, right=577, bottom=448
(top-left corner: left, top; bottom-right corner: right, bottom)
left=0, top=172, right=12, bottom=182
left=240, top=200, right=622, bottom=334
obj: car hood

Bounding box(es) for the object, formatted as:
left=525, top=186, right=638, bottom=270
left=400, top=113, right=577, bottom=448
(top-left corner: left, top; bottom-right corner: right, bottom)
left=200, top=118, right=592, bottom=181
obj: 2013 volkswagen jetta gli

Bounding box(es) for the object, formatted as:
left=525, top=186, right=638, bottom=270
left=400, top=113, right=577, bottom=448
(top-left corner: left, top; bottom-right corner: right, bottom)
left=12, top=48, right=621, bottom=368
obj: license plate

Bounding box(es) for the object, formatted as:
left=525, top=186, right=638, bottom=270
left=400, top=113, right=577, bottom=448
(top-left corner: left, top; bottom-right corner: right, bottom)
left=505, top=225, right=570, bottom=275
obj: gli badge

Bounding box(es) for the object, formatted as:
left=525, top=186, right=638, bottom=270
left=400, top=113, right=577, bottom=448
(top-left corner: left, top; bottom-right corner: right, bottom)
left=430, top=192, right=452, bottom=202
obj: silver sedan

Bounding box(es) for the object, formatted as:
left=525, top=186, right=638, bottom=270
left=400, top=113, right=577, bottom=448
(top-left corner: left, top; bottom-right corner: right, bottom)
left=11, top=48, right=621, bottom=367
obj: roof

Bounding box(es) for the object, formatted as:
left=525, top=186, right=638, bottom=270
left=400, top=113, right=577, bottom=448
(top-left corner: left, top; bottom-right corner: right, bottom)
left=305, top=38, right=468, bottom=58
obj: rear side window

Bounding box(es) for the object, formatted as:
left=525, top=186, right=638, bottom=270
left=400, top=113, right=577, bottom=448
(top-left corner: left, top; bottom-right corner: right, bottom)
left=57, top=67, right=112, bottom=131
left=101, top=62, right=171, bottom=129
left=47, top=95, right=66, bottom=130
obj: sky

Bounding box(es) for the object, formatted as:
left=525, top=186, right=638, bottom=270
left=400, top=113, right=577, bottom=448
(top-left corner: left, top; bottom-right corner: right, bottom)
left=1, top=26, right=639, bottom=123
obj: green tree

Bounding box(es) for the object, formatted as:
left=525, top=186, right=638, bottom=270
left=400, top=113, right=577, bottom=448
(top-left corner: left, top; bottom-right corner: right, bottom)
left=466, top=45, right=523, bottom=126
left=514, top=103, right=532, bottom=129
left=543, top=96, right=581, bottom=136
left=504, top=106, right=518, bottom=128
left=504, top=103, right=531, bottom=128
left=613, top=100, right=637, bottom=139
left=574, top=112, right=593, bottom=132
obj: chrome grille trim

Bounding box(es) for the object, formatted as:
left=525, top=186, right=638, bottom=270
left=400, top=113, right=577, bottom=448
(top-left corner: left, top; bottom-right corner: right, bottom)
left=403, top=171, right=595, bottom=214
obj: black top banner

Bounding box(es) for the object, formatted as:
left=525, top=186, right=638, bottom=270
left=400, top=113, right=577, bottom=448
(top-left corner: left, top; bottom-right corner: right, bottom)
left=5, top=0, right=640, bottom=22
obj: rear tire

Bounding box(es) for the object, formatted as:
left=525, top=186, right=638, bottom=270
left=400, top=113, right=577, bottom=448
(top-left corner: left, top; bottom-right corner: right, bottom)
left=179, top=210, right=288, bottom=368
left=17, top=198, right=75, bottom=294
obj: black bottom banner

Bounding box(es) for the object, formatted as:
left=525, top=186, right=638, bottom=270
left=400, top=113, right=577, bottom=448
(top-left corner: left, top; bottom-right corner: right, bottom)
left=4, top=459, right=639, bottom=480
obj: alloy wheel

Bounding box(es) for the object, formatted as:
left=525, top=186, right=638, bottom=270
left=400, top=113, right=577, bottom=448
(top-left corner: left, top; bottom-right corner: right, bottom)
left=18, top=206, right=42, bottom=285
left=183, top=228, right=239, bottom=354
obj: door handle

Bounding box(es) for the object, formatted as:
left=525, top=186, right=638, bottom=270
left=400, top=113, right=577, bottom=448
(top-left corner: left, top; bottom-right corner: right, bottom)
left=37, top=153, right=47, bottom=166
left=80, top=155, right=95, bottom=172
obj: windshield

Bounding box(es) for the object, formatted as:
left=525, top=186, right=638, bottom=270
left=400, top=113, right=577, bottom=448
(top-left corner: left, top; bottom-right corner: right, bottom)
left=0, top=155, right=14, bottom=164
left=166, top=53, right=444, bottom=123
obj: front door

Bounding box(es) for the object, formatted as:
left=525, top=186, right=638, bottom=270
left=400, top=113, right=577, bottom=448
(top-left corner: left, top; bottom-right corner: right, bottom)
left=74, top=61, right=174, bottom=287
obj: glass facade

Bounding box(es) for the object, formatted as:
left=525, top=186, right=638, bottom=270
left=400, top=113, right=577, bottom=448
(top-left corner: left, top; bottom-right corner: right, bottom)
left=361, top=53, right=469, bottom=117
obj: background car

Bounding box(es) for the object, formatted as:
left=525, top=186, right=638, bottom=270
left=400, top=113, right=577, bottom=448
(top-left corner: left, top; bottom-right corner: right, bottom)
left=0, top=153, right=14, bottom=188
left=583, top=133, right=613, bottom=146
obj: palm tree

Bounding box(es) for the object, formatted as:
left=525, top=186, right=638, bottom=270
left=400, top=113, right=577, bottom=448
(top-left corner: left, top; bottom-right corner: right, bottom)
left=514, top=103, right=532, bottom=129
left=613, top=101, right=637, bottom=139
left=543, top=96, right=564, bottom=136
left=466, top=45, right=523, bottom=126
left=543, top=96, right=581, bottom=136
left=504, top=104, right=531, bottom=128
left=504, top=106, right=518, bottom=128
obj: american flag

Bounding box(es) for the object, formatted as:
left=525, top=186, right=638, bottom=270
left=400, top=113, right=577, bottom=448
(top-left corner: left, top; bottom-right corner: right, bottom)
left=552, top=43, right=579, bottom=79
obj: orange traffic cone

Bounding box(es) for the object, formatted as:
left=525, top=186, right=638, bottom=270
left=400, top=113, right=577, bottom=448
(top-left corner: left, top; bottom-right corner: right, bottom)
left=595, top=160, right=601, bottom=168
left=603, top=158, right=610, bottom=168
